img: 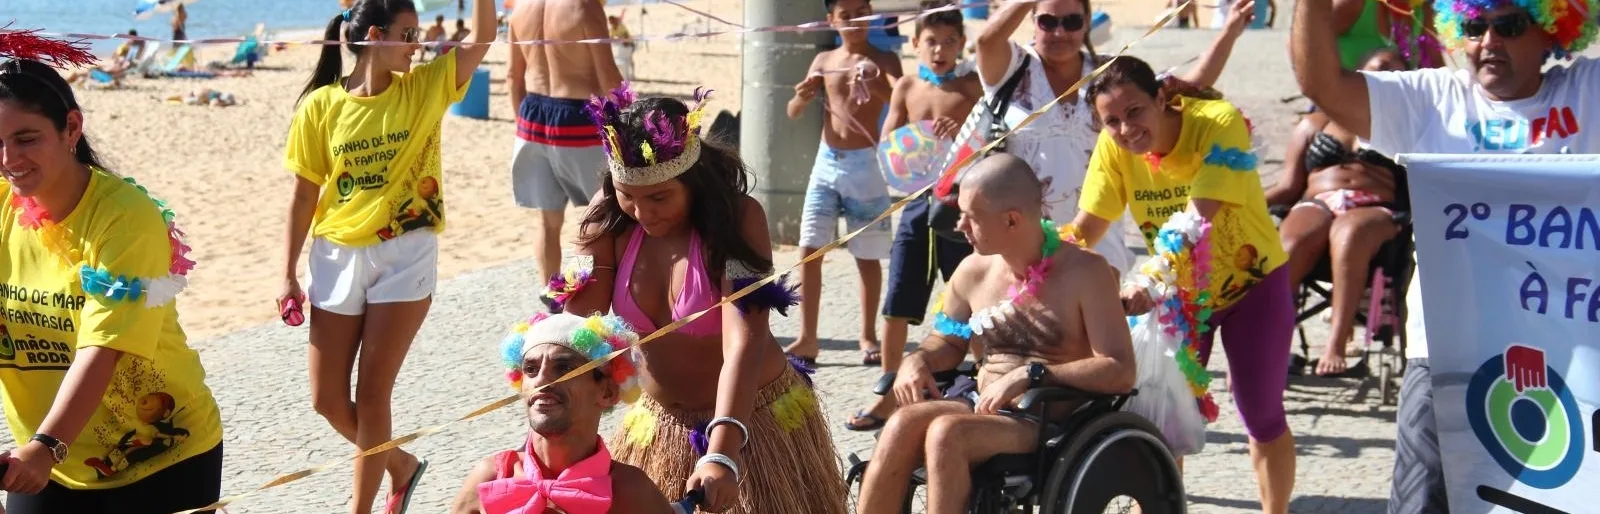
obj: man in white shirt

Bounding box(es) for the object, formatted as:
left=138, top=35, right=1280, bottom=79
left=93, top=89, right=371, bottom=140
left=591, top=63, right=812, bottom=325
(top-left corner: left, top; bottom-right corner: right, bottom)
left=1290, top=0, right=1598, bottom=512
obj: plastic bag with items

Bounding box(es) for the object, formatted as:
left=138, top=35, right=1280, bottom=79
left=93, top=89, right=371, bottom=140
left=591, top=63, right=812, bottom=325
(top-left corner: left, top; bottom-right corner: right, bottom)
left=1124, top=312, right=1208, bottom=456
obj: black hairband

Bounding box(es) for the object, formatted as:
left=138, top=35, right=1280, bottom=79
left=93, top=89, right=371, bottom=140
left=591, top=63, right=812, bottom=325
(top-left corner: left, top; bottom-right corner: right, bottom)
left=0, top=65, right=78, bottom=115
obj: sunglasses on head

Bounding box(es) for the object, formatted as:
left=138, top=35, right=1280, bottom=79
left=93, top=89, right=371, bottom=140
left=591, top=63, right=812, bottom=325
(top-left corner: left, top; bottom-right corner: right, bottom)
left=1461, top=12, right=1533, bottom=39
left=385, top=26, right=423, bottom=43
left=1036, top=13, right=1086, bottom=33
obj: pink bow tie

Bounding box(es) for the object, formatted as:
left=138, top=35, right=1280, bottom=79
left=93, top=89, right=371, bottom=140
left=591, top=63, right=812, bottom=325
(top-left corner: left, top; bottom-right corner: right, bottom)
left=477, top=436, right=614, bottom=514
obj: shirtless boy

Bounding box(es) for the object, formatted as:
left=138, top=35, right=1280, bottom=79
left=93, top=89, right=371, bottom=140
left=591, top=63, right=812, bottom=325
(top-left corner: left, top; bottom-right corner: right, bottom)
left=784, top=0, right=904, bottom=365
left=845, top=9, right=982, bottom=432
left=854, top=154, right=1136, bottom=514
left=508, top=0, right=624, bottom=288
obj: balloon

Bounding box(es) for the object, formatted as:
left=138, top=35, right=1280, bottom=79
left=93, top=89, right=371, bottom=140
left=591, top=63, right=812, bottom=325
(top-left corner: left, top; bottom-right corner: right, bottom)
left=877, top=120, right=984, bottom=194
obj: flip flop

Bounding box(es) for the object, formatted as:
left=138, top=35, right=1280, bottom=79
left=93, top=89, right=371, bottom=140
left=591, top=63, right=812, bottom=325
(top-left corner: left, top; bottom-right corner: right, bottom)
left=861, top=349, right=882, bottom=366
left=844, top=409, right=888, bottom=432
left=384, top=458, right=428, bottom=514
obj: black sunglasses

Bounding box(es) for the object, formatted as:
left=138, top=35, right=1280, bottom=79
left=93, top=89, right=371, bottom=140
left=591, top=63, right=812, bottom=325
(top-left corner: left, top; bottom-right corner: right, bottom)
left=384, top=26, right=424, bottom=43
left=1461, top=12, right=1533, bottom=39
left=1036, top=13, right=1086, bottom=33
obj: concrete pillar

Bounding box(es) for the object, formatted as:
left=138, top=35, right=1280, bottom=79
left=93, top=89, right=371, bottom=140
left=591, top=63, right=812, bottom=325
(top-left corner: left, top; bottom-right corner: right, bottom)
left=741, top=0, right=828, bottom=245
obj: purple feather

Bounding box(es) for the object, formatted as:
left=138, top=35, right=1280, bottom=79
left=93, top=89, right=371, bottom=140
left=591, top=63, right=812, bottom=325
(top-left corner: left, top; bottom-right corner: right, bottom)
left=645, top=111, right=686, bottom=162
left=786, top=353, right=816, bottom=388
left=693, top=87, right=714, bottom=105
left=732, top=274, right=801, bottom=316
left=688, top=423, right=709, bottom=456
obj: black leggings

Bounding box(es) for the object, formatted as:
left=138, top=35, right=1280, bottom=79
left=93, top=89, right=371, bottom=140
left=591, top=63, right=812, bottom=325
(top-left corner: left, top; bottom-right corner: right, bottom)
left=6, top=443, right=223, bottom=514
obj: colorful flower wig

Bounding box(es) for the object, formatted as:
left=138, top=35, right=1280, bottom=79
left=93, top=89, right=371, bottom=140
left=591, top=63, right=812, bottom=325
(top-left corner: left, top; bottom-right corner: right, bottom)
left=1433, top=0, right=1598, bottom=58
left=584, top=82, right=714, bottom=186
left=499, top=313, right=643, bottom=407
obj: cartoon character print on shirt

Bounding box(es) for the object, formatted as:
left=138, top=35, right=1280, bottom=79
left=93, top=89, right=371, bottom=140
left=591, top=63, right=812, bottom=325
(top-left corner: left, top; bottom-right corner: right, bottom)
left=83, top=359, right=189, bottom=479
left=378, top=132, right=445, bottom=241
left=1209, top=209, right=1269, bottom=305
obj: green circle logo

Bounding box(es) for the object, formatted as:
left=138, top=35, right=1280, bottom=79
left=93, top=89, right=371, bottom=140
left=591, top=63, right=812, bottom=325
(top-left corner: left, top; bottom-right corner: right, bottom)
left=336, top=173, right=356, bottom=197
left=0, top=326, right=14, bottom=361
left=1467, top=345, right=1584, bottom=489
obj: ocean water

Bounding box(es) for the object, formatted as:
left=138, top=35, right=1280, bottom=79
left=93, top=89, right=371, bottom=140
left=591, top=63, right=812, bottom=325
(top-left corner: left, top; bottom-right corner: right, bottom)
left=4, top=0, right=649, bottom=52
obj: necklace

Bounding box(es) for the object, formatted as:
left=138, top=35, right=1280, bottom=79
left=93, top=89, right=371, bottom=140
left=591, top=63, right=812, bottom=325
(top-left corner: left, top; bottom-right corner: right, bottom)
left=934, top=220, right=1061, bottom=338
left=10, top=171, right=196, bottom=307
left=917, top=64, right=959, bottom=88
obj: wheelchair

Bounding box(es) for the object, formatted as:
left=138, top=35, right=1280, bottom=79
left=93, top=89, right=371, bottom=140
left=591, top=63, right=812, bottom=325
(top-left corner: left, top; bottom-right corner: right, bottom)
left=843, top=363, right=1187, bottom=514
left=1268, top=150, right=1416, bottom=405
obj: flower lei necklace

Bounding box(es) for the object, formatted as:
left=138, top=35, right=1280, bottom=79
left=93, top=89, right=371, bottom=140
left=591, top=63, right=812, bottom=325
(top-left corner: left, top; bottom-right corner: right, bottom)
left=1127, top=212, right=1219, bottom=422
left=933, top=220, right=1063, bottom=338
left=11, top=172, right=195, bottom=307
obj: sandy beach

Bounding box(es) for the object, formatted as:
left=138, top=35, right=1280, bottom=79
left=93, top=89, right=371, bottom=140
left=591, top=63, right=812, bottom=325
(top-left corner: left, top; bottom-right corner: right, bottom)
left=62, top=0, right=1214, bottom=340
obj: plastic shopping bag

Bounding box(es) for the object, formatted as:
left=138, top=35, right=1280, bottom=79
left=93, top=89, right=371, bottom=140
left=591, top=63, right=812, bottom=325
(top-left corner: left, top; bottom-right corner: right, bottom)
left=1124, top=314, right=1208, bottom=456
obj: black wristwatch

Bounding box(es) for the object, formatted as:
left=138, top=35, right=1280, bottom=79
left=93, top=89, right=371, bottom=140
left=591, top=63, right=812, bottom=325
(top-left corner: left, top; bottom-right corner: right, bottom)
left=30, top=433, right=68, bottom=464
left=1027, top=362, right=1046, bottom=388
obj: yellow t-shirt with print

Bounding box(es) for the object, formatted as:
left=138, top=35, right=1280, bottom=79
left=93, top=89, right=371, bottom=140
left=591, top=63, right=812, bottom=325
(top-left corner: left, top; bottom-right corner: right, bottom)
left=284, top=50, right=469, bottom=247
left=0, top=169, right=223, bottom=489
left=1080, top=97, right=1286, bottom=310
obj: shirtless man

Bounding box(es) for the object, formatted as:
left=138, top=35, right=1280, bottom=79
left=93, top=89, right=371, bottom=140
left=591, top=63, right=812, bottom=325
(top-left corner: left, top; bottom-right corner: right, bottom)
left=783, top=0, right=904, bottom=366
left=508, top=0, right=624, bottom=288
left=450, top=313, right=671, bottom=514
left=853, top=154, right=1137, bottom=514
left=845, top=9, right=981, bottom=432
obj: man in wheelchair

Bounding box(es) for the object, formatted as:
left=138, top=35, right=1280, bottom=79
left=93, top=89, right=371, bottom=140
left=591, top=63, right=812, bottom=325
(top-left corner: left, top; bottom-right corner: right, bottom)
left=1273, top=143, right=1410, bottom=376
left=853, top=155, right=1138, bottom=514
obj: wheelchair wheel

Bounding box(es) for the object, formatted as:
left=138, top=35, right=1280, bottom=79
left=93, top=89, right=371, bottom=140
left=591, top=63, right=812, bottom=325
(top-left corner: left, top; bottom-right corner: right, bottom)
left=1039, top=412, right=1186, bottom=514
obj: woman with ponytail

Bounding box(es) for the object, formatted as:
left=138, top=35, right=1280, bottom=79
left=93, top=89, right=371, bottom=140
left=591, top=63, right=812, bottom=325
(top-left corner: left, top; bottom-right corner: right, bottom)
left=278, top=0, right=495, bottom=512
left=0, top=31, right=223, bottom=514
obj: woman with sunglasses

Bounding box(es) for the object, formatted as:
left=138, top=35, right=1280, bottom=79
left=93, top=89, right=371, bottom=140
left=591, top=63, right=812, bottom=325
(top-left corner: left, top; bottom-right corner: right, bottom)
left=1292, top=0, right=1597, bottom=512
left=971, top=0, right=1257, bottom=276
left=278, top=0, right=495, bottom=512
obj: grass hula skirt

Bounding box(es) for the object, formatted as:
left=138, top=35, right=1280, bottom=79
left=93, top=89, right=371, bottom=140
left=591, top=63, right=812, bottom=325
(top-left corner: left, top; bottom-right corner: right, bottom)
left=610, top=365, right=847, bottom=514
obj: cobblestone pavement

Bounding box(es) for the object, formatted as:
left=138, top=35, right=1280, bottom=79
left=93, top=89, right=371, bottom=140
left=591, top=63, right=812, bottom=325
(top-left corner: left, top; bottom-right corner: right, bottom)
left=0, top=26, right=1409, bottom=514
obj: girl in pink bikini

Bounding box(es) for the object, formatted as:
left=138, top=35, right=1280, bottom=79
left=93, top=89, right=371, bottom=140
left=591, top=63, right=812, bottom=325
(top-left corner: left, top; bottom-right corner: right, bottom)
left=543, top=84, right=847, bottom=514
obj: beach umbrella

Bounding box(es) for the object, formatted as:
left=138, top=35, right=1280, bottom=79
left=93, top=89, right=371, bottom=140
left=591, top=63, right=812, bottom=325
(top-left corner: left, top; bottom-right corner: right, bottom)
left=133, top=0, right=200, bottom=20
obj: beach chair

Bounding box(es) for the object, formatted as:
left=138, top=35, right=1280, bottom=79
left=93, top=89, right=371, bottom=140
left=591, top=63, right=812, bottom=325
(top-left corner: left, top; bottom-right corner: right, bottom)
left=148, top=45, right=216, bottom=79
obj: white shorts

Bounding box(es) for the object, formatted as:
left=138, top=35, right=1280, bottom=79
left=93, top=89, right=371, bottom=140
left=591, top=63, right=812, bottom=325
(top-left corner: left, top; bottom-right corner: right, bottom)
left=308, top=230, right=438, bottom=315
left=797, top=143, right=893, bottom=260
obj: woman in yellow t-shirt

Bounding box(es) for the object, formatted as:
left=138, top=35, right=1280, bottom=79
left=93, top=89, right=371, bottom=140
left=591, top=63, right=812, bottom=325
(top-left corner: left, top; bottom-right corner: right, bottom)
left=1069, top=57, right=1297, bottom=514
left=277, top=0, right=493, bottom=512
left=0, top=41, right=223, bottom=514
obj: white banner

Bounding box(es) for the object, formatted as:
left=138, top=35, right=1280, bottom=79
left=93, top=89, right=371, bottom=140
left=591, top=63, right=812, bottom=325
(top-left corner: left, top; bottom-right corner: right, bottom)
left=1406, top=154, right=1600, bottom=514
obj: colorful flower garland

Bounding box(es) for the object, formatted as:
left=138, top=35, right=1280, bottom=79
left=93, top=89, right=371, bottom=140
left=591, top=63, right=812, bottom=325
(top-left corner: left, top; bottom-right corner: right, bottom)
left=932, top=220, right=1061, bottom=338
left=1126, top=212, right=1220, bottom=423
left=498, top=313, right=642, bottom=407
left=12, top=174, right=195, bottom=308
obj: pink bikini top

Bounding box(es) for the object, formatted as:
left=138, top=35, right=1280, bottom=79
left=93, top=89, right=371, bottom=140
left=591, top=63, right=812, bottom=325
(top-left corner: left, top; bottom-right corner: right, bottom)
left=613, top=227, right=723, bottom=337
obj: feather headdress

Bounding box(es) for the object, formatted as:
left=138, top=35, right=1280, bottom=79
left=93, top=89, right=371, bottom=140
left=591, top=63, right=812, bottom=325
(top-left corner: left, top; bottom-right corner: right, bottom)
left=0, top=25, right=97, bottom=69
left=585, top=82, right=715, bottom=186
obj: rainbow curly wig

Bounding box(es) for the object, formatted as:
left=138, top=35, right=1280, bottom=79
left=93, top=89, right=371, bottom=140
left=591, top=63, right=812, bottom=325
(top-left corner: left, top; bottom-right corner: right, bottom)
left=1433, top=0, right=1599, bottom=58
left=499, top=312, right=642, bottom=406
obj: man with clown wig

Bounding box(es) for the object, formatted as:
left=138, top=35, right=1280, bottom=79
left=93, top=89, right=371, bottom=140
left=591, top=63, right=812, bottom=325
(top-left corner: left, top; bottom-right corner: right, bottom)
left=449, top=313, right=673, bottom=514
left=1290, top=0, right=1597, bottom=511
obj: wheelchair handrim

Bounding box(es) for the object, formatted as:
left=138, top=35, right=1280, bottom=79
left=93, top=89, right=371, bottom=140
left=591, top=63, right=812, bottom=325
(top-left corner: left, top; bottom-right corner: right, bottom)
left=1063, top=429, right=1186, bottom=513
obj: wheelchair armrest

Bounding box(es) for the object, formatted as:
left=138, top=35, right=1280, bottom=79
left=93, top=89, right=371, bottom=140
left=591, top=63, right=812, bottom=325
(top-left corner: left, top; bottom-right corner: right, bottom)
left=1016, top=386, right=1136, bottom=411
left=872, top=361, right=979, bottom=396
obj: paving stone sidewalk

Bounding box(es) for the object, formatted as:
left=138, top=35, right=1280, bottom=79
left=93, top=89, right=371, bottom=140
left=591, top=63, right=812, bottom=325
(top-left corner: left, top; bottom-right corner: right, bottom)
left=0, top=25, right=1410, bottom=514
